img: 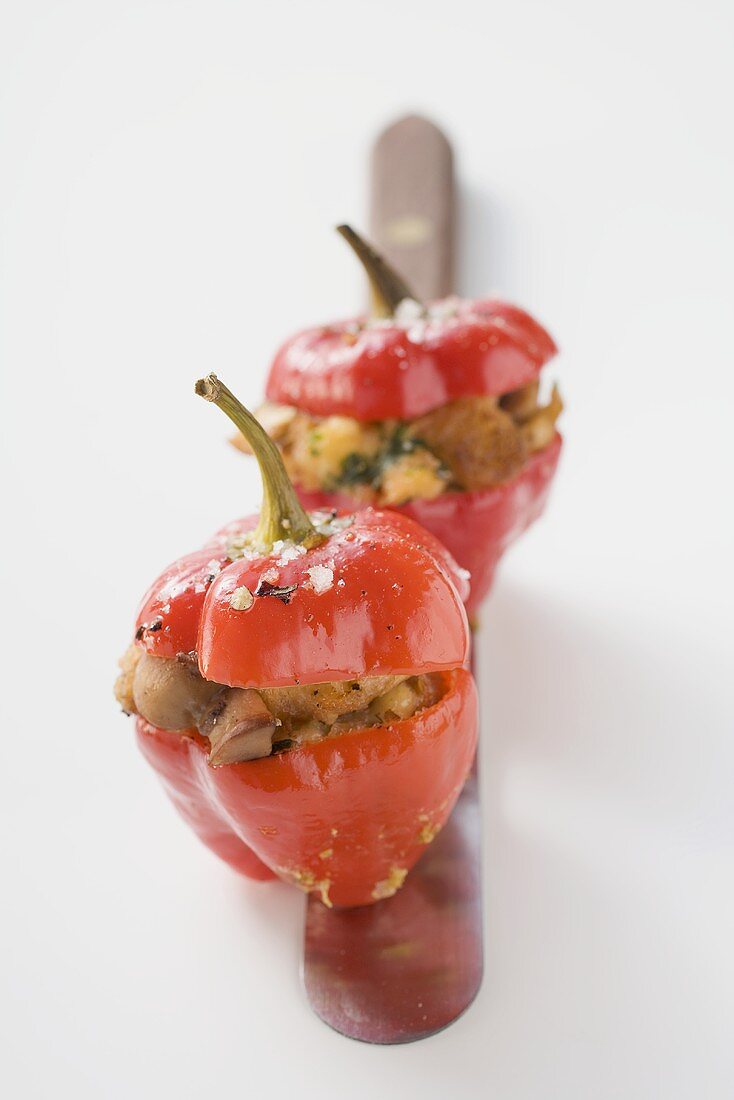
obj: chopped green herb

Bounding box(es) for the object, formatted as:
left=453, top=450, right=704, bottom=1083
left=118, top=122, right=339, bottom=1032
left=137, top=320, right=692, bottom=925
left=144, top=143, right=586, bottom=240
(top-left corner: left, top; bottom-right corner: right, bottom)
left=333, top=430, right=444, bottom=491
left=337, top=451, right=380, bottom=486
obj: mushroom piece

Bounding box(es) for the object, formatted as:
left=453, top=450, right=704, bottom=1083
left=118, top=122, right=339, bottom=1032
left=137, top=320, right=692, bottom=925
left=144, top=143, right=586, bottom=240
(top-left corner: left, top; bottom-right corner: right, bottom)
left=520, top=384, right=563, bottom=452
left=409, top=396, right=528, bottom=491
left=132, top=652, right=221, bottom=731
left=201, top=688, right=279, bottom=766
left=500, top=380, right=540, bottom=422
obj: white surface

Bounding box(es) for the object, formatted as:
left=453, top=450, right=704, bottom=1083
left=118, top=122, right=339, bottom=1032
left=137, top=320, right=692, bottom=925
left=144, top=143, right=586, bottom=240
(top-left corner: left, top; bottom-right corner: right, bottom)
left=1, top=1, right=733, bottom=1097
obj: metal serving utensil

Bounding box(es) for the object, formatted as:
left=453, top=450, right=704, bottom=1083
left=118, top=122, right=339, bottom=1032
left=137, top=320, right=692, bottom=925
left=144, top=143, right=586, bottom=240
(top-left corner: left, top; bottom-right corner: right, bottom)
left=301, top=115, right=484, bottom=1044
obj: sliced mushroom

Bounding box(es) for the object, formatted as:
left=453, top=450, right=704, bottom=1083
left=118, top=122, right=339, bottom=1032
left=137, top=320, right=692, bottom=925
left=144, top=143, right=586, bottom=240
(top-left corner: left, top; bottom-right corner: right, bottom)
left=132, top=652, right=221, bottom=731
left=500, top=380, right=540, bottom=422
left=201, top=688, right=278, bottom=766
left=520, top=384, right=563, bottom=452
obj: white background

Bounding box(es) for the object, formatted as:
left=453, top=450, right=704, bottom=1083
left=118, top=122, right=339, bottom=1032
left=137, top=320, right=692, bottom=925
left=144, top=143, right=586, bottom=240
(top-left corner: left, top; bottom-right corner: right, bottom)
left=1, top=1, right=732, bottom=1097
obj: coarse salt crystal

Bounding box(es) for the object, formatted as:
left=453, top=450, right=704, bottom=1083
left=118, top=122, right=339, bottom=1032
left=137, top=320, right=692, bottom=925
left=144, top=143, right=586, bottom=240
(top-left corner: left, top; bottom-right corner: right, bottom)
left=429, top=296, right=460, bottom=321
left=407, top=322, right=427, bottom=343
left=394, top=297, right=424, bottom=323
left=313, top=512, right=355, bottom=537
left=305, top=563, right=335, bottom=594
left=329, top=514, right=355, bottom=532
left=272, top=540, right=307, bottom=565
left=226, top=538, right=259, bottom=561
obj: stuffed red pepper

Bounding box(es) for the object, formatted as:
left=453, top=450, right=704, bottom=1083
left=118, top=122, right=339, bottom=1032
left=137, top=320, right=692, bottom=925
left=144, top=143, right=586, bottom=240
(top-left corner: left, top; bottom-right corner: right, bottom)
left=236, top=226, right=562, bottom=614
left=116, top=376, right=477, bottom=907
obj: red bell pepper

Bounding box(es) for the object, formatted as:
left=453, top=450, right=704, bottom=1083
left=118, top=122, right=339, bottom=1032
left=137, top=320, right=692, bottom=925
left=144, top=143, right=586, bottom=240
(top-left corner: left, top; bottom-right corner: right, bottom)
left=267, top=227, right=556, bottom=421
left=127, top=376, right=477, bottom=906
left=262, top=226, right=562, bottom=613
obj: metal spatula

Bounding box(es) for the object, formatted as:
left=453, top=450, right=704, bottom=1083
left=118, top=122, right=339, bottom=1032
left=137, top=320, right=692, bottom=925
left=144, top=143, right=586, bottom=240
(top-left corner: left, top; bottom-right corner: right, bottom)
left=301, top=115, right=484, bottom=1044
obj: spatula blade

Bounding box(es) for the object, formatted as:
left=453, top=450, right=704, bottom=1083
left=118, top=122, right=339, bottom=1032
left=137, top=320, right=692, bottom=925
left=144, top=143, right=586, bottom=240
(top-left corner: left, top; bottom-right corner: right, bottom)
left=302, top=768, right=482, bottom=1043
left=302, top=116, right=484, bottom=1043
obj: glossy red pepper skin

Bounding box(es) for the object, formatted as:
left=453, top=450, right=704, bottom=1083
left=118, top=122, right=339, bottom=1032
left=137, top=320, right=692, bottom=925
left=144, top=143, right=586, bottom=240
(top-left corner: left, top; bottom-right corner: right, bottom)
left=266, top=299, right=557, bottom=421
left=136, top=668, right=477, bottom=907
left=136, top=720, right=275, bottom=881
left=135, top=508, right=470, bottom=684
left=297, top=434, right=562, bottom=616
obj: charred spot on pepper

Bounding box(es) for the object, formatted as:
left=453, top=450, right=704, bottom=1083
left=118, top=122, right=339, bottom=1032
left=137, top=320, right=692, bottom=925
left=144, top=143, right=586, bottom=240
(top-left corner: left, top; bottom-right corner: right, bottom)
left=271, top=738, right=295, bottom=754
left=135, top=616, right=163, bottom=640
left=254, top=579, right=299, bottom=604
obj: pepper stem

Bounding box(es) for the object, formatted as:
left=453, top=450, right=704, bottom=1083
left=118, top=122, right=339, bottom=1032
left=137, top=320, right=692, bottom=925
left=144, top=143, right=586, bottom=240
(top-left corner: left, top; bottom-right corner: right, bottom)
left=195, top=374, right=320, bottom=551
left=336, top=224, right=420, bottom=320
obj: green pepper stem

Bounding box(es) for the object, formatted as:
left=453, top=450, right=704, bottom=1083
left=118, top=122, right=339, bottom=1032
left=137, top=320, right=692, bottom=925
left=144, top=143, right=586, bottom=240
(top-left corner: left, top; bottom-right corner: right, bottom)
left=336, top=224, right=420, bottom=319
left=195, top=374, right=320, bottom=551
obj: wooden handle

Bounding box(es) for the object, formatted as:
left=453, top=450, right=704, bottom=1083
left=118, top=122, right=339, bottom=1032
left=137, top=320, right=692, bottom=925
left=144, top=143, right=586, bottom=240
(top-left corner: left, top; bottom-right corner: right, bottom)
left=369, top=114, right=455, bottom=299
